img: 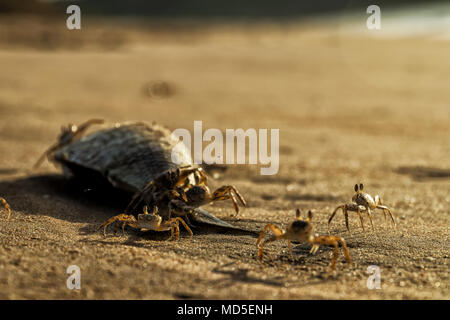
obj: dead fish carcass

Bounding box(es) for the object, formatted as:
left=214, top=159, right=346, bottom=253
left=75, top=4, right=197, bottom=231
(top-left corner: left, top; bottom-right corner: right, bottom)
left=35, top=119, right=249, bottom=237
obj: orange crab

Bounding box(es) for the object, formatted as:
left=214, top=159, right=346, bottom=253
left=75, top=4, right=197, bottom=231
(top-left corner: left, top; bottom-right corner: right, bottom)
left=256, top=209, right=351, bottom=272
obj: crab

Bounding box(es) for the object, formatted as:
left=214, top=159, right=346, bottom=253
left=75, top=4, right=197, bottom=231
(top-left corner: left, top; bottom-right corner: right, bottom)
left=99, top=205, right=193, bottom=240
left=33, top=119, right=105, bottom=169
left=0, top=197, right=11, bottom=220
left=328, top=183, right=396, bottom=233
left=125, top=164, right=246, bottom=219
left=256, top=209, right=351, bottom=272
left=34, top=119, right=249, bottom=238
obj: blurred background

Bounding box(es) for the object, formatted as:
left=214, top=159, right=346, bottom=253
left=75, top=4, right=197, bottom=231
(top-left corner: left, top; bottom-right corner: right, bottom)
left=0, top=0, right=449, bottom=172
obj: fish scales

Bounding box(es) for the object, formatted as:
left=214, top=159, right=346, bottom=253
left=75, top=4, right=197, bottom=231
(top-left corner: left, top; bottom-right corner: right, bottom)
left=53, top=122, right=193, bottom=192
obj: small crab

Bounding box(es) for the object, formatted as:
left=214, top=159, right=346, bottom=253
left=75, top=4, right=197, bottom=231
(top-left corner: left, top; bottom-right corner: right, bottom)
left=0, top=197, right=11, bottom=220
left=126, top=164, right=246, bottom=218
left=99, top=205, right=193, bottom=240
left=256, top=209, right=351, bottom=272
left=328, top=183, right=396, bottom=233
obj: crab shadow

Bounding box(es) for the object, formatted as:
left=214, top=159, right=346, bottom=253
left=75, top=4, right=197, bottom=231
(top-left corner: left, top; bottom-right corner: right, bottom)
left=0, top=173, right=257, bottom=239
left=0, top=173, right=132, bottom=224
left=211, top=262, right=285, bottom=288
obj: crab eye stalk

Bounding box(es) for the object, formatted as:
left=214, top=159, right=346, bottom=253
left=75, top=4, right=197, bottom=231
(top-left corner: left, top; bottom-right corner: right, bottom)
left=295, top=209, right=301, bottom=219
left=359, top=183, right=364, bottom=191
left=307, top=210, right=313, bottom=220
left=354, top=184, right=358, bottom=192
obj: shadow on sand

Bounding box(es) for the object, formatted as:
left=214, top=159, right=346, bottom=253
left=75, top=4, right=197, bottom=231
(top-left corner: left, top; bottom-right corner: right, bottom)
left=395, top=166, right=450, bottom=181
left=0, top=174, right=259, bottom=238
left=0, top=174, right=131, bottom=220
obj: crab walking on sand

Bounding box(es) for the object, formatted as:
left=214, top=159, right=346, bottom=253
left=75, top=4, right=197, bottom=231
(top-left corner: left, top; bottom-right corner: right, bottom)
left=328, top=183, right=396, bottom=233
left=0, top=197, right=11, bottom=220
left=99, top=206, right=194, bottom=240
left=256, top=209, right=351, bottom=272
left=34, top=119, right=248, bottom=238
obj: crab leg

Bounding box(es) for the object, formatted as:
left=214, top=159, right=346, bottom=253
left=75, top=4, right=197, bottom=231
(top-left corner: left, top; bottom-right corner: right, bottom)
left=311, top=235, right=351, bottom=272
left=256, top=223, right=284, bottom=260
left=33, top=119, right=104, bottom=169
left=365, top=207, right=375, bottom=232
left=329, top=204, right=370, bottom=234
left=167, top=221, right=179, bottom=241
left=328, top=205, right=351, bottom=233
left=0, top=197, right=11, bottom=220
left=126, top=183, right=155, bottom=212
left=173, top=217, right=193, bottom=238
left=211, top=185, right=247, bottom=216
left=356, top=207, right=366, bottom=234
left=166, top=217, right=193, bottom=240
left=257, top=236, right=280, bottom=260
left=377, top=205, right=396, bottom=227
left=98, top=214, right=139, bottom=237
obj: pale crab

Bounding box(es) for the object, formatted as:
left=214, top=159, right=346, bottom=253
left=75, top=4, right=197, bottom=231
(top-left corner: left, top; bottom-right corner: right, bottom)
left=328, top=183, right=396, bottom=233
left=256, top=209, right=351, bottom=272
left=99, top=205, right=193, bottom=240
left=0, top=197, right=11, bottom=220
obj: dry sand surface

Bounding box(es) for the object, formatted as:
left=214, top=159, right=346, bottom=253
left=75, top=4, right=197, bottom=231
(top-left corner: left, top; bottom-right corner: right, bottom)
left=0, top=17, right=449, bottom=299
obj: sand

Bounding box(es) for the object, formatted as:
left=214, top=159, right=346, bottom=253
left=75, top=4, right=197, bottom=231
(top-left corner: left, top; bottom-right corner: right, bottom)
left=0, top=17, right=448, bottom=299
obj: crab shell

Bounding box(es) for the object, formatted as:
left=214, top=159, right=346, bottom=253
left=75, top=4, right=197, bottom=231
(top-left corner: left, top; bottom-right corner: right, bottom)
left=51, top=121, right=241, bottom=231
